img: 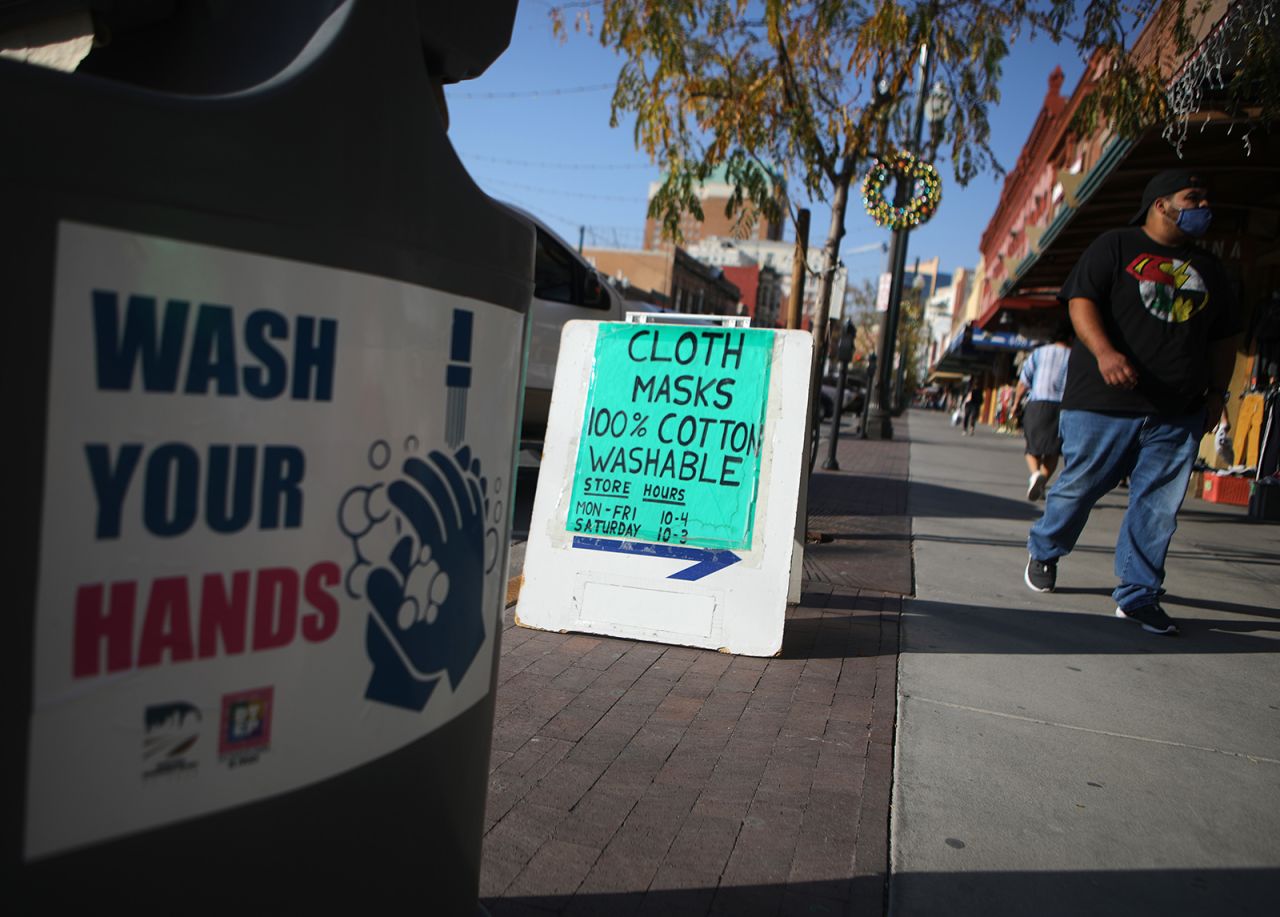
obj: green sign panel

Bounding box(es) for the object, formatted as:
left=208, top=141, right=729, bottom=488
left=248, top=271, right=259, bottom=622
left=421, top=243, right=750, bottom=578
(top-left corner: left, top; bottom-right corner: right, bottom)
left=566, top=324, right=775, bottom=550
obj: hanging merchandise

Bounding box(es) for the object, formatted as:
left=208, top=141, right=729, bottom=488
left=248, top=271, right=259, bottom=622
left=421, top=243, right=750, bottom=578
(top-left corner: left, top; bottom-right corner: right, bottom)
left=1246, top=289, right=1280, bottom=386
left=862, top=151, right=942, bottom=231
left=1215, top=418, right=1235, bottom=466
left=1249, top=389, right=1280, bottom=522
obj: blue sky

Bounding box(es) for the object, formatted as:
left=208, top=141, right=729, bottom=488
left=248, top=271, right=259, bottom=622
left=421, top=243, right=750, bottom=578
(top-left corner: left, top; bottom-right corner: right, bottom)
left=445, top=2, right=1087, bottom=297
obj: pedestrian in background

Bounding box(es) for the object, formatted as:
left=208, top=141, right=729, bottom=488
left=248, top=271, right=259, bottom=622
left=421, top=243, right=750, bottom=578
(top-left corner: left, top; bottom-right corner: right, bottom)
left=961, top=380, right=985, bottom=435
left=1015, top=319, right=1073, bottom=500
left=1024, top=168, right=1240, bottom=635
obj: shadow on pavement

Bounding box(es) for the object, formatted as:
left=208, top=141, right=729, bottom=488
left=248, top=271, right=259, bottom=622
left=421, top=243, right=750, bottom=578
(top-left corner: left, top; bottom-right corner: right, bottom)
left=911, top=532, right=1280, bottom=568
left=807, top=471, right=907, bottom=520
left=1050, top=585, right=1122, bottom=597
left=1162, top=593, right=1280, bottom=622
left=485, top=867, right=1278, bottom=916
left=486, top=876, right=885, bottom=917
left=1171, top=505, right=1256, bottom=524
left=907, top=479, right=1042, bottom=521
left=801, top=537, right=913, bottom=596
left=892, top=866, right=1278, bottom=917
left=779, top=592, right=899, bottom=661
left=904, top=598, right=1280, bottom=654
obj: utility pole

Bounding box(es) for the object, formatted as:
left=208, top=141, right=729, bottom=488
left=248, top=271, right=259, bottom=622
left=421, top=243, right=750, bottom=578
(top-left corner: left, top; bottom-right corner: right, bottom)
left=789, top=207, right=814, bottom=593
left=865, top=43, right=933, bottom=440
left=786, top=208, right=810, bottom=330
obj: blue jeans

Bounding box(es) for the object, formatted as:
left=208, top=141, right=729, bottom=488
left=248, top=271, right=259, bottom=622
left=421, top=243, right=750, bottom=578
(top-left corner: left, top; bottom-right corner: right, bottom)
left=1027, top=408, right=1203, bottom=610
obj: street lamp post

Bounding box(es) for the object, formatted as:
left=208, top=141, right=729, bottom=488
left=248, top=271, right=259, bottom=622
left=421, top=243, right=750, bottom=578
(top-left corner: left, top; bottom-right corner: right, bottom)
left=893, top=273, right=927, bottom=413
left=865, top=49, right=949, bottom=440
left=859, top=351, right=877, bottom=439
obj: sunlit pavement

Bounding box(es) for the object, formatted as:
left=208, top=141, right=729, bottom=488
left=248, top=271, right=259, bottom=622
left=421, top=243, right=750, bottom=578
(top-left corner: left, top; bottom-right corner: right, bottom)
left=893, top=408, right=1279, bottom=917
left=484, top=410, right=1278, bottom=916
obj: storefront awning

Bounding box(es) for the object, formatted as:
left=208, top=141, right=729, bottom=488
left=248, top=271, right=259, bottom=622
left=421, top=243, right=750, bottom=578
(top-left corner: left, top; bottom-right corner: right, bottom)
left=1001, top=121, right=1277, bottom=300
left=931, top=323, right=1038, bottom=375
left=976, top=294, right=1061, bottom=331
left=965, top=327, right=1038, bottom=353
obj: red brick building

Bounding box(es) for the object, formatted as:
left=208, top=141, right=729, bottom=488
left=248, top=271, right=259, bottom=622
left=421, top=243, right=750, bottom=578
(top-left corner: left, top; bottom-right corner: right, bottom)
left=720, top=263, right=783, bottom=327
left=585, top=246, right=742, bottom=315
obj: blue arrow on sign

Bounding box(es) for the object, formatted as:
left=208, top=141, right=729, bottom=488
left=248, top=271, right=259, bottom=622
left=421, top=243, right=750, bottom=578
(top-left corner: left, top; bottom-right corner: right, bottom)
left=572, top=536, right=741, bottom=582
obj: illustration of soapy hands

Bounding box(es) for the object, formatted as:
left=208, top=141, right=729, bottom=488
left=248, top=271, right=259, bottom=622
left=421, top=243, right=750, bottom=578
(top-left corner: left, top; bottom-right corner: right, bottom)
left=340, top=444, right=491, bottom=712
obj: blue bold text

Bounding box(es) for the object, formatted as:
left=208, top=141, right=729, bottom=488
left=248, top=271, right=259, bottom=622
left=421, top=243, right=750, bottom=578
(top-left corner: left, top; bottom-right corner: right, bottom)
left=92, top=291, right=337, bottom=401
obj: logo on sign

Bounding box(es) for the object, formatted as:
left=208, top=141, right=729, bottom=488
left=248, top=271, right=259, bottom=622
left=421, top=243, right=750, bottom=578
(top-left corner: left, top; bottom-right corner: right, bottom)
left=219, top=687, right=273, bottom=766
left=142, top=701, right=201, bottom=778
left=338, top=310, right=499, bottom=713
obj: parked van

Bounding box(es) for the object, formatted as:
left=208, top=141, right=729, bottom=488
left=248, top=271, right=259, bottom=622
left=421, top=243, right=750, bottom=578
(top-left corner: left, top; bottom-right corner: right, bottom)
left=508, top=206, right=625, bottom=439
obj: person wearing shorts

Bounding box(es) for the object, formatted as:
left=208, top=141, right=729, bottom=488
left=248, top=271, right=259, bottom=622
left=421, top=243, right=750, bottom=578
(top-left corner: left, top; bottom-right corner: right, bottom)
left=1015, top=320, right=1072, bottom=500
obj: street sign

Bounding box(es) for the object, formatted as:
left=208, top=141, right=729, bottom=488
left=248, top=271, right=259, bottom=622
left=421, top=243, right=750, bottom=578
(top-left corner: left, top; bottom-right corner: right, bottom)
left=518, top=319, right=812, bottom=656
left=876, top=272, right=893, bottom=312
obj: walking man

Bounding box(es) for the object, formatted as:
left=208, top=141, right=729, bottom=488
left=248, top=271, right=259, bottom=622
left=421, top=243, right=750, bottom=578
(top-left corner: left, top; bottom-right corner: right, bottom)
left=1015, top=319, right=1072, bottom=501
left=1024, top=168, right=1239, bottom=635
left=961, top=380, right=985, bottom=435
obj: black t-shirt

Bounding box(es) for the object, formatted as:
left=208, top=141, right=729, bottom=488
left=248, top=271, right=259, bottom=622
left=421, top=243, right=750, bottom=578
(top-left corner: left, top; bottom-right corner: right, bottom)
left=1059, top=227, right=1239, bottom=415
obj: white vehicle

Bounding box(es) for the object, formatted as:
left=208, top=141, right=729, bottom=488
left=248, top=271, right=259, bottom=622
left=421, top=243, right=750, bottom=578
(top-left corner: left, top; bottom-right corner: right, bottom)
left=508, top=207, right=625, bottom=439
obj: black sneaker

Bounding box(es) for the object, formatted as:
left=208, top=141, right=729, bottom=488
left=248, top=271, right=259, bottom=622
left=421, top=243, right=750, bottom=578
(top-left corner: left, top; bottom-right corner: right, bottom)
left=1024, top=555, right=1057, bottom=593
left=1116, top=604, right=1179, bottom=635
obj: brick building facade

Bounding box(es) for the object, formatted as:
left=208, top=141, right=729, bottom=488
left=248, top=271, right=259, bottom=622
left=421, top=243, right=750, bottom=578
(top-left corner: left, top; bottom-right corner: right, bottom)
left=585, top=246, right=742, bottom=316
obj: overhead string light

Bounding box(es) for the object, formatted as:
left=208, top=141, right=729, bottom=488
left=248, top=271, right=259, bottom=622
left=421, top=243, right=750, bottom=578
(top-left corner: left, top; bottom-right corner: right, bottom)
left=460, top=153, right=654, bottom=171
left=474, top=174, right=648, bottom=203
left=450, top=83, right=615, bottom=100
left=1162, top=0, right=1273, bottom=157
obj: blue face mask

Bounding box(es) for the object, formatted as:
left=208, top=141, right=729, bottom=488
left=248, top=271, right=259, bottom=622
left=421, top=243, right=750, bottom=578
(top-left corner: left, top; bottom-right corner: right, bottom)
left=1173, top=204, right=1213, bottom=237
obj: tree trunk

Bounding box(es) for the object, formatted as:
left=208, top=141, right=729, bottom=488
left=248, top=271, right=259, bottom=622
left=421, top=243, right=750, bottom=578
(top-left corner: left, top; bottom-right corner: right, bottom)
left=807, top=174, right=851, bottom=431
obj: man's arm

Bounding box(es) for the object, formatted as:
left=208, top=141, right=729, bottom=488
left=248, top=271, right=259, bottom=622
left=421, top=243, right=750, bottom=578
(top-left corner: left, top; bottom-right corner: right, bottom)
left=1202, top=334, right=1240, bottom=435
left=1068, top=297, right=1138, bottom=388
left=1014, top=352, right=1032, bottom=404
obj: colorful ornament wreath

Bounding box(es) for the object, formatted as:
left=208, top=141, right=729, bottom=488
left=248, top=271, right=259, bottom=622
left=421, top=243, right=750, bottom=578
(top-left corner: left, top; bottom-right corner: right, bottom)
left=862, top=151, right=942, bottom=230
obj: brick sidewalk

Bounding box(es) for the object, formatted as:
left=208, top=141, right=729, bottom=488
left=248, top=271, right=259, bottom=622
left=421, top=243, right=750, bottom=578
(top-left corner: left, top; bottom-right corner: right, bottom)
left=804, top=421, right=913, bottom=596
left=483, top=420, right=912, bottom=916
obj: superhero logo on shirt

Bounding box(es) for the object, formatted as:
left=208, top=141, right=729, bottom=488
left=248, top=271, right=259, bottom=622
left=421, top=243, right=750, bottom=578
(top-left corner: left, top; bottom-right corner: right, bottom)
left=1125, top=254, right=1208, bottom=323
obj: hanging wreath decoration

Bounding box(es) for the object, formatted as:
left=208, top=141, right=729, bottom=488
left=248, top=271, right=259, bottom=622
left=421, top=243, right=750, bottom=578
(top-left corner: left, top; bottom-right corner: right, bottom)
left=862, top=151, right=942, bottom=231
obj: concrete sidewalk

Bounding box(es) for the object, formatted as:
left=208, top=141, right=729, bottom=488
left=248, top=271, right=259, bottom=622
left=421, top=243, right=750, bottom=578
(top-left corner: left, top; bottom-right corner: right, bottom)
left=484, top=407, right=1278, bottom=916
left=484, top=422, right=911, bottom=916
left=892, top=408, right=1280, bottom=916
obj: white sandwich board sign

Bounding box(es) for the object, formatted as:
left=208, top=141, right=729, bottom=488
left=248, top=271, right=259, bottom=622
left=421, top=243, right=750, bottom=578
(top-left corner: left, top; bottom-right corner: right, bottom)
left=517, top=317, right=812, bottom=656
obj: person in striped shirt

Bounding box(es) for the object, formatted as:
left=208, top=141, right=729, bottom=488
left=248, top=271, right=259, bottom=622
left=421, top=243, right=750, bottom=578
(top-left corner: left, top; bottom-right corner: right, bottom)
left=1015, top=320, right=1073, bottom=500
